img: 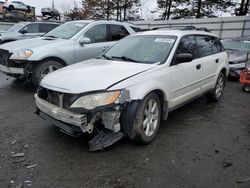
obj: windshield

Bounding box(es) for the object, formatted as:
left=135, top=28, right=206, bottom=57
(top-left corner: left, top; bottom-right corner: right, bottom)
left=44, top=22, right=88, bottom=39
left=222, top=39, right=250, bottom=51
left=5, top=23, right=25, bottom=32
left=103, top=35, right=176, bottom=64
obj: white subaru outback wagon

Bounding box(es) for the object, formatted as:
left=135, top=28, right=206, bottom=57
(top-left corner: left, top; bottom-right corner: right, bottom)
left=35, top=29, right=229, bottom=151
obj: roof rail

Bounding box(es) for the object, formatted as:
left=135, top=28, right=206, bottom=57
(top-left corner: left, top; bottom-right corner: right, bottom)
left=152, top=26, right=211, bottom=32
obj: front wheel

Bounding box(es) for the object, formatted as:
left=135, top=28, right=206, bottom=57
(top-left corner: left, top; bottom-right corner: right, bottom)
left=130, top=93, right=161, bottom=144
left=206, top=72, right=226, bottom=102
left=32, top=60, right=64, bottom=88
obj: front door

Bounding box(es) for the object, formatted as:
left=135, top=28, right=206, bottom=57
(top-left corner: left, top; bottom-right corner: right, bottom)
left=169, top=35, right=203, bottom=108
left=75, top=24, right=115, bottom=63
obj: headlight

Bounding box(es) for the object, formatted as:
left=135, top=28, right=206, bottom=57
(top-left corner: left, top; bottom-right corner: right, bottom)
left=10, top=49, right=33, bottom=60
left=70, top=91, right=121, bottom=110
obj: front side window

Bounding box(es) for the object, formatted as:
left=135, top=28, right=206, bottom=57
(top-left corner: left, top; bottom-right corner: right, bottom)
left=109, top=24, right=129, bottom=41
left=21, top=23, right=39, bottom=33
left=103, top=35, right=176, bottom=64
left=84, top=24, right=107, bottom=43
left=176, top=35, right=198, bottom=58
left=44, top=22, right=88, bottom=39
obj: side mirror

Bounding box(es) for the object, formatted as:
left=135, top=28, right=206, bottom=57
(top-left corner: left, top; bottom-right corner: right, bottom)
left=79, top=37, right=91, bottom=46
left=20, top=29, right=28, bottom=34
left=174, top=53, right=193, bottom=65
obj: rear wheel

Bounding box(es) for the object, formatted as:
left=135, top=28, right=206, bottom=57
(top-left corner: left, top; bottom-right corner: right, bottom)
left=32, top=60, right=64, bottom=88
left=130, top=93, right=161, bottom=144
left=206, top=72, right=226, bottom=102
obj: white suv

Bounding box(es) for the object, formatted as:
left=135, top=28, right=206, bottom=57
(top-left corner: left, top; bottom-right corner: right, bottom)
left=35, top=29, right=229, bottom=151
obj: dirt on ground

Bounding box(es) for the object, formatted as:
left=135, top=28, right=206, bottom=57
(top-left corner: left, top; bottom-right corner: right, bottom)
left=0, top=72, right=250, bottom=188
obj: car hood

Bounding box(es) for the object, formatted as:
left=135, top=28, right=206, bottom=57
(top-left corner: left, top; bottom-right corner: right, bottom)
left=227, top=49, right=248, bottom=62
left=40, top=59, right=158, bottom=94
left=0, top=37, right=67, bottom=52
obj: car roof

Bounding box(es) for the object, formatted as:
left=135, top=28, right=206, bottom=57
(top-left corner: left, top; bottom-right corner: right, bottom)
left=19, top=21, right=61, bottom=25
left=134, top=29, right=218, bottom=38
left=67, top=20, right=136, bottom=26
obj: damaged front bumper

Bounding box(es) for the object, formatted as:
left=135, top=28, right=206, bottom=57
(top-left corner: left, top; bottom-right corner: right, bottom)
left=35, top=94, right=123, bottom=136
left=0, top=64, right=24, bottom=75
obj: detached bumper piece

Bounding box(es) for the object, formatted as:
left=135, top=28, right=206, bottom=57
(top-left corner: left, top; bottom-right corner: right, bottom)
left=89, top=130, right=124, bottom=151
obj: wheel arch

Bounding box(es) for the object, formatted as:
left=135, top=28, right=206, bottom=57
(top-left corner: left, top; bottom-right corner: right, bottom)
left=131, top=88, right=169, bottom=121
left=40, top=57, right=67, bottom=66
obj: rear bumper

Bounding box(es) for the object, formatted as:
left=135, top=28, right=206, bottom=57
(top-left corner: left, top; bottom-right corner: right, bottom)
left=0, top=64, right=24, bottom=74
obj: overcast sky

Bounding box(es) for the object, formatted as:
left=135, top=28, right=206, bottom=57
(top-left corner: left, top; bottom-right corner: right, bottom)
left=19, top=0, right=157, bottom=18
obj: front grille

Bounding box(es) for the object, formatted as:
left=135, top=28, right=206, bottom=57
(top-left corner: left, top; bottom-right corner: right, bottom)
left=37, top=87, right=77, bottom=109
left=0, top=49, right=12, bottom=66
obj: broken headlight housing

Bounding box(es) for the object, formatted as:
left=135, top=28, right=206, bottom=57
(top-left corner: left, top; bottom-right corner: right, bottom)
left=10, top=49, right=33, bottom=60
left=70, top=91, right=121, bottom=110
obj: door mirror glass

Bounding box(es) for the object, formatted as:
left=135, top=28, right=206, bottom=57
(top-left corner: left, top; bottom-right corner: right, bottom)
left=79, top=37, right=91, bottom=46
left=174, top=53, right=193, bottom=64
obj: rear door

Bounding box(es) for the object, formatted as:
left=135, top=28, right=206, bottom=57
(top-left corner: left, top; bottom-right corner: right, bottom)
left=169, top=35, right=203, bottom=107
left=195, top=35, right=224, bottom=91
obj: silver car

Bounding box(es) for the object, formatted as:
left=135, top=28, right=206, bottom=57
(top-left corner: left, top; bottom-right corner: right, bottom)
left=0, top=22, right=60, bottom=44
left=0, top=20, right=138, bottom=87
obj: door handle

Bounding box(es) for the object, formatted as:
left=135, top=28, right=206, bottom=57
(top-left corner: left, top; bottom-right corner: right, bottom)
left=215, top=58, right=219, bottom=63
left=196, top=64, right=201, bottom=70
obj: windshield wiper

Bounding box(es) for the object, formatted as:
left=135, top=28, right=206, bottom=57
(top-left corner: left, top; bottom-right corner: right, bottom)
left=111, top=56, right=140, bottom=63
left=44, top=35, right=58, bottom=38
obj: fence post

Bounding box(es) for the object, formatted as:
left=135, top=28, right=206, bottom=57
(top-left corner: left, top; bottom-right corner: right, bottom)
left=241, top=19, right=246, bottom=37
left=219, top=21, right=224, bottom=39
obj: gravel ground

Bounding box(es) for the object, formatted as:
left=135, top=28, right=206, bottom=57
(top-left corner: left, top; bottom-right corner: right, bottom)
left=0, top=72, right=250, bottom=188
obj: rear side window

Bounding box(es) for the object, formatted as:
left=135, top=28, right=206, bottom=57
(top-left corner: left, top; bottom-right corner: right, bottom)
left=196, top=35, right=221, bottom=57
left=84, top=24, right=107, bottom=43
left=176, top=35, right=198, bottom=59
left=39, top=24, right=58, bottom=33
left=109, top=24, right=129, bottom=41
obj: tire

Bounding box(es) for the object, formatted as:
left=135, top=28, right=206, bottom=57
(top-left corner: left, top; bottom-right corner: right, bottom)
left=32, top=60, right=64, bottom=88
left=206, top=72, right=226, bottom=102
left=126, top=93, right=162, bottom=144
left=8, top=5, right=14, bottom=11
left=242, top=85, right=250, bottom=92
